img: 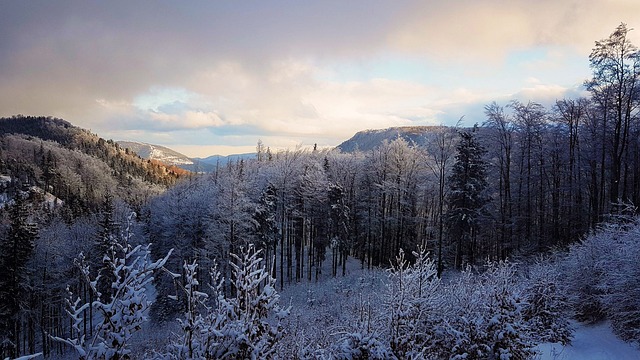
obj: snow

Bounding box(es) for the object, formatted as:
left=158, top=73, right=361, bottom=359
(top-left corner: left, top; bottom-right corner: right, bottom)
left=149, top=146, right=193, bottom=165
left=535, top=321, right=640, bottom=360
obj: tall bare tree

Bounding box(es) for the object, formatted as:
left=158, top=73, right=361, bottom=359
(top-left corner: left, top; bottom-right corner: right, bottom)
left=585, top=23, right=640, bottom=207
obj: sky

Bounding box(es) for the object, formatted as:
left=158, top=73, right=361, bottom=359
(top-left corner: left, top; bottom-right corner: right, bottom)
left=1, top=1, right=639, bottom=157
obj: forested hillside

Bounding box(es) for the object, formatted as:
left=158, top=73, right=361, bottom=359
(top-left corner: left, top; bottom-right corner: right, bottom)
left=337, top=126, right=446, bottom=152
left=0, top=23, right=639, bottom=359
left=0, top=116, right=185, bottom=213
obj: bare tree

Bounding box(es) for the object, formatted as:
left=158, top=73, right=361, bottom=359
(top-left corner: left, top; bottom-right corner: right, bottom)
left=585, top=23, right=640, bottom=208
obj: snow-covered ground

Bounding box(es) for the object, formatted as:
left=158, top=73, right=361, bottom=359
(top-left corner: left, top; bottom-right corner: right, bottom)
left=535, top=321, right=640, bottom=360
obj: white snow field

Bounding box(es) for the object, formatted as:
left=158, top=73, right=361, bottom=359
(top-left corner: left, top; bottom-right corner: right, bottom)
left=535, top=321, right=640, bottom=360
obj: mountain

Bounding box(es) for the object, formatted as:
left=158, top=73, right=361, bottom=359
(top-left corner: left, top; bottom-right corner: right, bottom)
left=0, top=115, right=186, bottom=214
left=337, top=126, right=447, bottom=152
left=117, top=141, right=194, bottom=166
left=115, top=141, right=253, bottom=172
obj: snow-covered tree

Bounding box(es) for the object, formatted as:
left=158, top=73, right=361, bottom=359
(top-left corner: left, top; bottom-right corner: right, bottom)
left=166, top=244, right=289, bottom=359
left=522, top=259, right=572, bottom=345
left=166, top=260, right=211, bottom=359
left=253, top=184, right=279, bottom=274
left=446, top=127, right=489, bottom=269
left=0, top=193, right=38, bottom=358
left=52, top=213, right=172, bottom=359
left=94, top=192, right=119, bottom=302
left=386, top=247, right=440, bottom=358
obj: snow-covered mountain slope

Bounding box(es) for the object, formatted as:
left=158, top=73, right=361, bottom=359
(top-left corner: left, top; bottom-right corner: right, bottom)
left=117, top=141, right=194, bottom=166
left=117, top=141, right=254, bottom=172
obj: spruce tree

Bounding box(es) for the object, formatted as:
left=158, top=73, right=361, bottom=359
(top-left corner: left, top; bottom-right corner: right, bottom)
left=94, top=192, right=119, bottom=301
left=446, top=127, right=488, bottom=269
left=0, top=193, right=38, bottom=358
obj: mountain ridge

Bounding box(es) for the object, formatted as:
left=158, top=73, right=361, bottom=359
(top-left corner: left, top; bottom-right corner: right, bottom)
left=337, top=125, right=448, bottom=152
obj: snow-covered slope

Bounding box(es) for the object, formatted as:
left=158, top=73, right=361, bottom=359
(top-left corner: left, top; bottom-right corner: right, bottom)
left=117, top=141, right=251, bottom=172
left=117, top=141, right=193, bottom=166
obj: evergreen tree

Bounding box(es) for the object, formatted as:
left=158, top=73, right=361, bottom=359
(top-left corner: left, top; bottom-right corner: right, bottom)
left=446, top=127, right=489, bottom=269
left=0, top=193, right=38, bottom=358
left=94, top=192, right=119, bottom=301
left=254, top=184, right=279, bottom=276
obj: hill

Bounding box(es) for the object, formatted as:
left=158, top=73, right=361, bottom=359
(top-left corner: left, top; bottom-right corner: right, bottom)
left=337, top=126, right=448, bottom=152
left=0, top=115, right=186, bottom=214
left=116, top=141, right=255, bottom=172
left=117, top=141, right=194, bottom=166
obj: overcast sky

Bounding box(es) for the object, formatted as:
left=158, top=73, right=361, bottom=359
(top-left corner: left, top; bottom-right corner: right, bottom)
left=1, top=1, right=639, bottom=156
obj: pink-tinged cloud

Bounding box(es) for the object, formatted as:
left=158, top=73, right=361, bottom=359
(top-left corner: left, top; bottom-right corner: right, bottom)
left=0, top=1, right=637, bottom=155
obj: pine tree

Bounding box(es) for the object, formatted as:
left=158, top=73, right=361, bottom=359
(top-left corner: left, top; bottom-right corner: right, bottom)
left=0, top=193, right=38, bottom=358
left=94, top=192, right=119, bottom=301
left=446, top=127, right=489, bottom=269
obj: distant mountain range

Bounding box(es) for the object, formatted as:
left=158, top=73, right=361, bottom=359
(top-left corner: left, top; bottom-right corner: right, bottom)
left=116, top=141, right=255, bottom=172
left=193, top=153, right=256, bottom=165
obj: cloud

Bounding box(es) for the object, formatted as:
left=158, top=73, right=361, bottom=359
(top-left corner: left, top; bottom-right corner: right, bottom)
left=1, top=1, right=638, bottom=155
left=389, top=0, right=640, bottom=60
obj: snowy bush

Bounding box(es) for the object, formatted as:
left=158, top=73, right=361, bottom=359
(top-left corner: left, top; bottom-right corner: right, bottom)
left=386, top=247, right=441, bottom=358
left=562, top=227, right=613, bottom=323
left=559, top=217, right=640, bottom=343
left=165, top=244, right=289, bottom=359
left=481, top=262, right=534, bottom=360
left=598, top=220, right=640, bottom=341
left=52, top=235, right=172, bottom=359
left=439, top=269, right=491, bottom=359
left=522, top=259, right=572, bottom=345
left=332, top=331, right=396, bottom=360
left=328, top=290, right=394, bottom=360
left=435, top=262, right=534, bottom=360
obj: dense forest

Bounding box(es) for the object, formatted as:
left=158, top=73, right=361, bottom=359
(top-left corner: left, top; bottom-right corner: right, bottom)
left=0, top=23, right=639, bottom=359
